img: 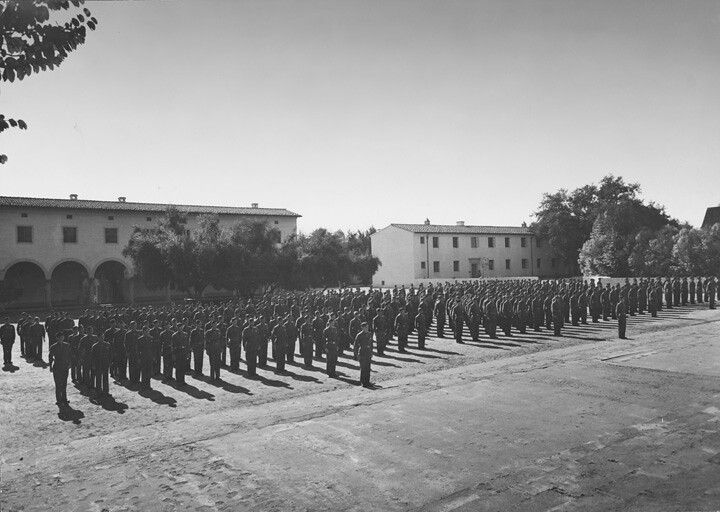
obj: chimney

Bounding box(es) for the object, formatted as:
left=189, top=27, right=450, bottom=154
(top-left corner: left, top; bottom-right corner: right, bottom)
left=69, top=194, right=78, bottom=200
left=251, top=202, right=259, bottom=208
left=424, top=218, right=431, bottom=225
left=118, top=196, right=126, bottom=203
left=456, top=220, right=465, bottom=226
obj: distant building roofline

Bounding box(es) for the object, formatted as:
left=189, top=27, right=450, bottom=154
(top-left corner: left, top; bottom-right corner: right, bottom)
left=702, top=206, right=720, bottom=229
left=377, top=223, right=535, bottom=235
left=0, top=195, right=301, bottom=217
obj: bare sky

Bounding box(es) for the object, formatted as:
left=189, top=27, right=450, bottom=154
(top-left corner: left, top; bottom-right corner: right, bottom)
left=2, top=0, right=719, bottom=232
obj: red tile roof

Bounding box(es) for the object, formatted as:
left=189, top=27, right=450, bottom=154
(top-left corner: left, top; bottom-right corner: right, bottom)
left=0, top=196, right=300, bottom=217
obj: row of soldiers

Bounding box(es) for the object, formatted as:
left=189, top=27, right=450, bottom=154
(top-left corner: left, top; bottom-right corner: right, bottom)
left=1, top=276, right=716, bottom=406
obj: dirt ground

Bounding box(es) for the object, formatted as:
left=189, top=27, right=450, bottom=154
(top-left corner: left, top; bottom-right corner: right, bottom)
left=1, top=305, right=719, bottom=511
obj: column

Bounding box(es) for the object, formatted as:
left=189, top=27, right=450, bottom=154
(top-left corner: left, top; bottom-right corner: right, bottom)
left=127, top=277, right=135, bottom=305
left=45, top=279, right=52, bottom=309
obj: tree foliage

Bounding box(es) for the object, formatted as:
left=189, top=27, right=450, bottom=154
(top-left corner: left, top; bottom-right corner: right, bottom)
left=534, top=175, right=676, bottom=275
left=123, top=209, right=381, bottom=297
left=1, top=0, right=97, bottom=163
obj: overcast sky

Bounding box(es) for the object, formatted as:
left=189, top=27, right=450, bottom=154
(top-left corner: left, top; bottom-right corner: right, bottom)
left=2, top=0, right=719, bottom=232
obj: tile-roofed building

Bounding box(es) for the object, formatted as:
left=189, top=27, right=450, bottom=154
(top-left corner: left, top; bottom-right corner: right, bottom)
left=390, top=223, right=534, bottom=235
left=0, top=194, right=300, bottom=308
left=370, top=220, right=562, bottom=286
left=701, top=206, right=720, bottom=229
left=0, top=195, right=300, bottom=217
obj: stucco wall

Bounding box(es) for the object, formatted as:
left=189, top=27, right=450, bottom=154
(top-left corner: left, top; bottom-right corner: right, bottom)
left=0, top=206, right=297, bottom=280
left=370, top=226, right=414, bottom=287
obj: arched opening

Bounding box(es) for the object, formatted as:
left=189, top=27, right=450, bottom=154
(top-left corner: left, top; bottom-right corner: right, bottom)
left=51, top=261, right=89, bottom=307
left=3, top=262, right=46, bottom=308
left=94, top=261, right=127, bottom=304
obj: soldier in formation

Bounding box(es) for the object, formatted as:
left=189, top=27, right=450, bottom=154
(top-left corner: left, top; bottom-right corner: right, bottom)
left=5, top=276, right=719, bottom=408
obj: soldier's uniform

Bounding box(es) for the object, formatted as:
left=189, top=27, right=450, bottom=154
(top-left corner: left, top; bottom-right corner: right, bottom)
left=205, top=326, right=222, bottom=381
left=394, top=311, right=409, bottom=352
left=0, top=320, right=16, bottom=367
left=617, top=300, right=627, bottom=339
left=271, top=322, right=287, bottom=373
left=434, top=298, right=446, bottom=338
left=91, top=336, right=111, bottom=396
left=551, top=296, right=563, bottom=337
left=243, top=323, right=259, bottom=375
left=171, top=327, right=189, bottom=384
left=226, top=321, right=242, bottom=370
left=299, top=320, right=313, bottom=368
left=49, top=335, right=72, bottom=405
left=354, top=326, right=374, bottom=387
left=138, top=330, right=154, bottom=389
left=415, top=309, right=427, bottom=349
left=323, top=322, right=340, bottom=378
left=190, top=324, right=205, bottom=374
left=160, top=326, right=173, bottom=380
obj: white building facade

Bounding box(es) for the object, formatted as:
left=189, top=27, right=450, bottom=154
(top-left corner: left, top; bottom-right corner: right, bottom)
left=371, top=221, right=562, bottom=287
left=0, top=195, right=300, bottom=308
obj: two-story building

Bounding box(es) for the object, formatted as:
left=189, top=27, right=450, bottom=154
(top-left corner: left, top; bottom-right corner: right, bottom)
left=0, top=195, right=300, bottom=309
left=371, top=220, right=563, bottom=286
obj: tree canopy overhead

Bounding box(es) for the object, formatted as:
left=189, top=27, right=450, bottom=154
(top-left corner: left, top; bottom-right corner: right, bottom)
left=1, top=0, right=97, bottom=163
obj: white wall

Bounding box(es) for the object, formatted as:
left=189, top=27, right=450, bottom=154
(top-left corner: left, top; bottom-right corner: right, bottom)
left=372, top=226, right=544, bottom=286
left=370, top=226, right=414, bottom=287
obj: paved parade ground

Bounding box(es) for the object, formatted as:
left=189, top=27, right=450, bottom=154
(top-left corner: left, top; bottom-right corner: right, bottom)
left=2, top=305, right=720, bottom=511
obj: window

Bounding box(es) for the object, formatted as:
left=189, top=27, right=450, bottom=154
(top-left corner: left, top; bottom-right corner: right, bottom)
left=521, top=237, right=527, bottom=248
left=420, top=236, right=425, bottom=244
left=63, top=227, right=78, bottom=243
left=521, top=259, right=528, bottom=269
left=432, top=236, right=439, bottom=248
left=274, top=220, right=279, bottom=224
left=452, top=236, right=458, bottom=248
left=420, top=261, right=426, bottom=269
left=536, top=258, right=541, bottom=269
left=105, top=228, right=118, bottom=244
left=66, top=214, right=73, bottom=219
left=16, top=226, right=32, bottom=243
left=505, top=259, right=511, bottom=270
left=20, top=213, right=28, bottom=218
left=536, top=239, right=543, bottom=248
left=551, top=258, right=557, bottom=268
left=488, top=259, right=495, bottom=270
left=471, top=262, right=478, bottom=276
left=108, top=215, right=114, bottom=221
left=433, top=261, right=440, bottom=273
left=488, top=237, right=495, bottom=248
left=146, top=216, right=152, bottom=222
left=504, top=237, right=510, bottom=248
left=471, top=236, right=478, bottom=248
left=453, top=260, right=459, bottom=272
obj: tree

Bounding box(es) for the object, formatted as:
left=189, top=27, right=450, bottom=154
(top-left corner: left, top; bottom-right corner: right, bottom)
left=1, top=0, right=97, bottom=163
left=534, top=175, right=677, bottom=276
left=578, top=213, right=623, bottom=276
left=644, top=225, right=678, bottom=276
left=671, top=226, right=704, bottom=276
left=699, top=223, right=720, bottom=277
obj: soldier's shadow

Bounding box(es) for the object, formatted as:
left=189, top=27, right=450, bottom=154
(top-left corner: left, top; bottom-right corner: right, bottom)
left=194, top=372, right=252, bottom=395
left=57, top=403, right=85, bottom=424
left=279, top=368, right=322, bottom=384
left=333, top=371, right=359, bottom=386
left=165, top=378, right=216, bottom=400
left=94, top=394, right=128, bottom=414
left=138, top=387, right=178, bottom=407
